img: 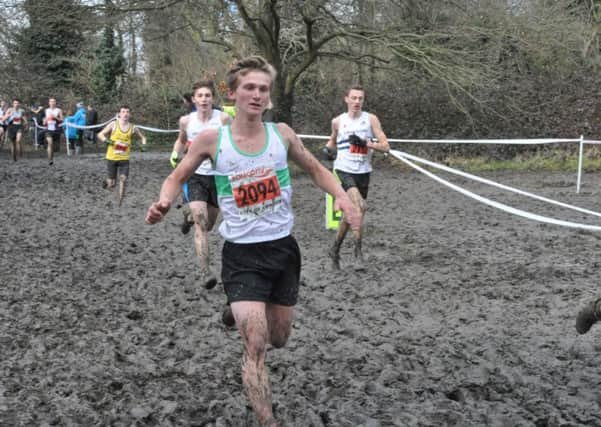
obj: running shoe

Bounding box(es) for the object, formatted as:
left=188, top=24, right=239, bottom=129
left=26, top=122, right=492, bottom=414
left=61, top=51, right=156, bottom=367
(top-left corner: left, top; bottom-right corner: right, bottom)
left=576, top=298, right=601, bottom=334
left=327, top=246, right=341, bottom=270
left=222, top=306, right=235, bottom=327
left=180, top=207, right=194, bottom=234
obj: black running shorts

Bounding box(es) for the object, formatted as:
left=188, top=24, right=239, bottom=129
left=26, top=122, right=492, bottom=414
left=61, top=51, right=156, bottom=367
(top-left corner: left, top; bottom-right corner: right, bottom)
left=46, top=130, right=61, bottom=142
left=334, top=169, right=370, bottom=199
left=6, top=125, right=22, bottom=141
left=185, top=173, right=218, bottom=207
left=222, top=235, right=301, bottom=306
left=107, top=159, right=130, bottom=179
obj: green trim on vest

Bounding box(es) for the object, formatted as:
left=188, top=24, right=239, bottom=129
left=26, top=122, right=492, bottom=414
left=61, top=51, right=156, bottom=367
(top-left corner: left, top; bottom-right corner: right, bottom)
left=213, top=127, right=223, bottom=169
left=228, top=124, right=269, bottom=157
left=270, top=123, right=288, bottom=151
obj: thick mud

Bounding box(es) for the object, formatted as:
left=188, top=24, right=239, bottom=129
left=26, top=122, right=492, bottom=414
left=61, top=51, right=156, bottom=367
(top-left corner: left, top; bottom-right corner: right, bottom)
left=2, top=148, right=601, bottom=426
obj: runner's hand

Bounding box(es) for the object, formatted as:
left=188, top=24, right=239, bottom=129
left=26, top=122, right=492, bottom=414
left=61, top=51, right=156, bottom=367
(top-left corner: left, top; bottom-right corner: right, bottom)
left=170, top=150, right=180, bottom=168
left=145, top=200, right=171, bottom=224
left=348, top=134, right=367, bottom=148
left=322, top=146, right=335, bottom=161
left=334, top=194, right=360, bottom=232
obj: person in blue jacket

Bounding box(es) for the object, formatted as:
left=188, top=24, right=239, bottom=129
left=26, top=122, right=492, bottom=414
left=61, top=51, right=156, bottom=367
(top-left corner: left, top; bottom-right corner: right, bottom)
left=64, top=102, right=87, bottom=155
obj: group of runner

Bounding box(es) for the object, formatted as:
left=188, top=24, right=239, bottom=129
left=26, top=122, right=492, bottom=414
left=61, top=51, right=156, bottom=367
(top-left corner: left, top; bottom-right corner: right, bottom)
left=0, top=97, right=101, bottom=164
left=145, top=56, right=389, bottom=427
left=5, top=56, right=599, bottom=426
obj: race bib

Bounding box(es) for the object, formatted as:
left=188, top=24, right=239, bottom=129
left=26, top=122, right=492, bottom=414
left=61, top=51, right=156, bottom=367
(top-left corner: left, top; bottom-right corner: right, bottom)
left=12, top=117, right=22, bottom=125
left=349, top=144, right=368, bottom=155
left=47, top=119, right=56, bottom=131
left=114, top=140, right=129, bottom=155
left=230, top=165, right=282, bottom=218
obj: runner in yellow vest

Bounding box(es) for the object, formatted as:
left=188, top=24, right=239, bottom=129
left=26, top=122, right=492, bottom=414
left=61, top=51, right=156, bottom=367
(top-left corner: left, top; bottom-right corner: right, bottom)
left=97, top=105, right=147, bottom=206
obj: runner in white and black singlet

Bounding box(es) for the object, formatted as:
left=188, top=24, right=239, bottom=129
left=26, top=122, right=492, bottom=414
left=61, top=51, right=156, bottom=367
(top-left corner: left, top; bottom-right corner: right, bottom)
left=43, top=97, right=64, bottom=165
left=169, top=80, right=231, bottom=289
left=146, top=56, right=360, bottom=427
left=323, top=85, right=390, bottom=271
left=0, top=100, right=7, bottom=148
left=1, top=98, right=27, bottom=161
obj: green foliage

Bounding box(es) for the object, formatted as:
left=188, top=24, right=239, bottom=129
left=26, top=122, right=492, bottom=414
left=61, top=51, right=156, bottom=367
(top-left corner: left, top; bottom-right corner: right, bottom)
left=91, top=26, right=125, bottom=104
left=13, top=0, right=86, bottom=99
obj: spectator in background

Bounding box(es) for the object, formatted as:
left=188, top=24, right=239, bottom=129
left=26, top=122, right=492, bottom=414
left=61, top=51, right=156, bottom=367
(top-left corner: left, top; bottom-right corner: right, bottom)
left=262, top=100, right=275, bottom=122
left=72, top=102, right=87, bottom=154
left=182, top=93, right=196, bottom=113
left=85, top=103, right=99, bottom=145
left=64, top=109, right=77, bottom=155
left=30, top=102, right=45, bottom=149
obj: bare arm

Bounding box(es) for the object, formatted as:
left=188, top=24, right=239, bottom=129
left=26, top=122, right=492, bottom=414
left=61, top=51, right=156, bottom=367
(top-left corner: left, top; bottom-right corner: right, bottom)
left=172, top=116, right=188, bottom=154
left=97, top=122, right=115, bottom=143
left=280, top=123, right=360, bottom=232
left=133, top=126, right=147, bottom=146
left=325, top=116, right=339, bottom=151
left=146, top=129, right=218, bottom=224
left=366, top=114, right=389, bottom=153
left=0, top=108, right=11, bottom=123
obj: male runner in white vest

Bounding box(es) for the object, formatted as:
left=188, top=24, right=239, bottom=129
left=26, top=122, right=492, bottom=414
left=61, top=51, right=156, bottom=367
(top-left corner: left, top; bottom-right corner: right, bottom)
left=169, top=80, right=231, bottom=289
left=1, top=98, right=27, bottom=161
left=43, top=97, right=64, bottom=165
left=323, top=85, right=390, bottom=271
left=146, top=56, right=360, bottom=427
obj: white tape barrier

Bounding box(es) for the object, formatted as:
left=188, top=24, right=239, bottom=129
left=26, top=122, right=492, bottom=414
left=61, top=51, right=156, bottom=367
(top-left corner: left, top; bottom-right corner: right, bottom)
left=32, top=117, right=115, bottom=130
left=32, top=117, right=178, bottom=133
left=394, top=150, right=601, bottom=219
left=297, top=134, right=580, bottom=145
left=388, top=149, right=601, bottom=231
left=134, top=125, right=179, bottom=133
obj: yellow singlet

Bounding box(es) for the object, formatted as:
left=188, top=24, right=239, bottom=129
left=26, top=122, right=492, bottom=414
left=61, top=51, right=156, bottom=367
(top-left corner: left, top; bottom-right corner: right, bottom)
left=106, top=122, right=134, bottom=161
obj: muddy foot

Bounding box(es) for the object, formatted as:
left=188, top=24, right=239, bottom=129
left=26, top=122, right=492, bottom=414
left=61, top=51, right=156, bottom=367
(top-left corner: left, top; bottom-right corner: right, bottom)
left=200, top=266, right=218, bottom=290
left=576, top=298, right=601, bottom=334
left=327, top=246, right=341, bottom=270
left=222, top=306, right=235, bottom=328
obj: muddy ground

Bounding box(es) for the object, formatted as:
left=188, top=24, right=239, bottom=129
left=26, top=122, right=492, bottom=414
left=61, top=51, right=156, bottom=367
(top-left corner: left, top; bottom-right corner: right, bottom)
left=2, top=146, right=601, bottom=427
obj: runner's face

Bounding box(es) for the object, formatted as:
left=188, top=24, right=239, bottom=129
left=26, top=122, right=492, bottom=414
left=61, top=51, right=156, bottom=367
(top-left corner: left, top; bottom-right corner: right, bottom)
left=192, top=87, right=213, bottom=112
left=119, top=108, right=130, bottom=120
left=49, top=98, right=56, bottom=108
left=13, top=100, right=19, bottom=109
left=231, top=71, right=271, bottom=116
left=345, top=89, right=364, bottom=113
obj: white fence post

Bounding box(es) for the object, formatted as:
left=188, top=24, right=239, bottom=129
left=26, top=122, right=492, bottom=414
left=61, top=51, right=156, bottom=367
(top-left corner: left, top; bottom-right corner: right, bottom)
left=65, top=122, right=71, bottom=156
left=577, top=134, right=584, bottom=193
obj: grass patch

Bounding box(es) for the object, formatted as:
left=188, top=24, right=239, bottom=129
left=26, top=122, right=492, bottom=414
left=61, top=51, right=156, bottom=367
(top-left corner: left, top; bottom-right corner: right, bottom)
left=445, top=152, right=601, bottom=172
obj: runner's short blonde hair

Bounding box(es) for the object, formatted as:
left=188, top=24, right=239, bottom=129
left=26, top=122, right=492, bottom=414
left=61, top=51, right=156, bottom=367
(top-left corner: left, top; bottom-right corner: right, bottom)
left=226, top=56, right=277, bottom=92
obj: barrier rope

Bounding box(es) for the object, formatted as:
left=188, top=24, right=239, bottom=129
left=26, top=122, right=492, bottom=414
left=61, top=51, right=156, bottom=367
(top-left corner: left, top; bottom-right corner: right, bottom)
left=32, top=117, right=115, bottom=130
left=32, top=117, right=178, bottom=133
left=388, top=149, right=601, bottom=231
left=297, top=134, right=580, bottom=145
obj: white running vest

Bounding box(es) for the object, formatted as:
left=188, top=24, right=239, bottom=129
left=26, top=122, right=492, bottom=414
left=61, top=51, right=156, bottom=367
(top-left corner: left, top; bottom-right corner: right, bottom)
left=333, top=112, right=374, bottom=174
left=213, top=123, right=293, bottom=243
left=8, top=109, right=24, bottom=126
left=188, top=109, right=223, bottom=175
left=45, top=108, right=62, bottom=131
